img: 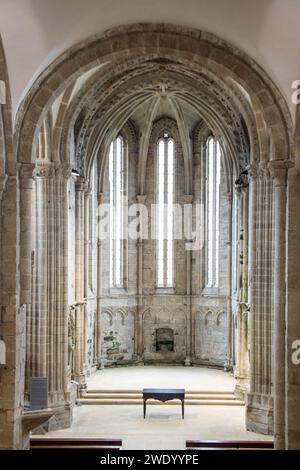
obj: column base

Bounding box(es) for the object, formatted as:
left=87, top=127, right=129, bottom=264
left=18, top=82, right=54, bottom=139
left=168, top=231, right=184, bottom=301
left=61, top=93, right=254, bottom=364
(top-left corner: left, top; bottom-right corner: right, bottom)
left=234, top=377, right=250, bottom=400
left=246, top=393, right=273, bottom=435
left=72, top=372, right=87, bottom=393
left=31, top=404, right=73, bottom=434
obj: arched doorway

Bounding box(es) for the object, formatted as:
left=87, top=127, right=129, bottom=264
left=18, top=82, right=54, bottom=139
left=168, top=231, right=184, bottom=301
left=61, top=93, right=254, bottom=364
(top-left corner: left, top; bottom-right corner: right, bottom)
left=15, top=24, right=292, bottom=448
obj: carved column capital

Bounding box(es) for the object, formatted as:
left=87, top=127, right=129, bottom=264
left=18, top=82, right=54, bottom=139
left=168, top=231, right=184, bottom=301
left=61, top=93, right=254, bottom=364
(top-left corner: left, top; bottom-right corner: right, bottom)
left=84, top=186, right=92, bottom=198
left=247, top=163, right=258, bottom=180
left=136, top=194, right=147, bottom=204
left=97, top=192, right=104, bottom=205
left=57, top=164, right=72, bottom=180
left=257, top=161, right=269, bottom=179
left=75, top=176, right=87, bottom=192
left=0, top=174, right=8, bottom=200
left=181, top=194, right=194, bottom=205
left=19, top=163, right=35, bottom=189
left=268, top=160, right=293, bottom=186
left=36, top=163, right=55, bottom=178
left=224, top=191, right=232, bottom=204
left=19, top=163, right=35, bottom=180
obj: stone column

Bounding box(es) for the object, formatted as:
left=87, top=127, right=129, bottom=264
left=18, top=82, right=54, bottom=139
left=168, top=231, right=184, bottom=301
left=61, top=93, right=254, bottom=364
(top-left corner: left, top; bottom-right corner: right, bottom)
left=21, top=164, right=37, bottom=393
left=234, top=180, right=250, bottom=395
left=225, top=192, right=233, bottom=371
left=84, top=186, right=92, bottom=298
left=136, top=194, right=147, bottom=361
left=183, top=194, right=193, bottom=366
left=0, top=171, right=26, bottom=449
left=247, top=163, right=273, bottom=435
left=25, top=163, right=72, bottom=430
left=73, top=177, right=87, bottom=391
left=235, top=302, right=250, bottom=398
left=269, top=161, right=289, bottom=449
left=285, top=165, right=300, bottom=449
left=19, top=164, right=35, bottom=305
left=96, top=192, right=104, bottom=366
left=83, top=185, right=91, bottom=371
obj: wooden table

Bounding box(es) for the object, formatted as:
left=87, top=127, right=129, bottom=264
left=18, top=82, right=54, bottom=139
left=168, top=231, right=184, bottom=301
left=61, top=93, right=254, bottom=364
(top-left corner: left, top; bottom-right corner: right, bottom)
left=143, top=388, right=185, bottom=419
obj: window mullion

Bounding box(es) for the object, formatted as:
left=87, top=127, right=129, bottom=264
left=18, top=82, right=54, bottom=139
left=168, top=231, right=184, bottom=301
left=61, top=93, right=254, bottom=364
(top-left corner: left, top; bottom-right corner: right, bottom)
left=212, top=140, right=216, bottom=287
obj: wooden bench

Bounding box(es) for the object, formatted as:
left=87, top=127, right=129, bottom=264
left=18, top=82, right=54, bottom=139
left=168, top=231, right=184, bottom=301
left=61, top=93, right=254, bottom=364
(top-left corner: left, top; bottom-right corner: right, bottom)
left=143, top=388, right=185, bottom=419
left=30, top=437, right=122, bottom=450
left=186, top=440, right=274, bottom=450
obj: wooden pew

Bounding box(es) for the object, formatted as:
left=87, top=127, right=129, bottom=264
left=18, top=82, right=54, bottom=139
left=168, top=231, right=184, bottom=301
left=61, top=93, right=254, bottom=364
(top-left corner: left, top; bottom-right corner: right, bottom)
left=186, top=440, right=274, bottom=450
left=30, top=437, right=122, bottom=450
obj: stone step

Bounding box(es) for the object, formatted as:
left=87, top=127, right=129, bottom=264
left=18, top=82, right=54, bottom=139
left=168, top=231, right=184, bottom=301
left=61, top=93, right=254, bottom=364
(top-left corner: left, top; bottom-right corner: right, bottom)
left=85, top=389, right=234, bottom=395
left=82, top=392, right=237, bottom=400
left=77, top=398, right=244, bottom=406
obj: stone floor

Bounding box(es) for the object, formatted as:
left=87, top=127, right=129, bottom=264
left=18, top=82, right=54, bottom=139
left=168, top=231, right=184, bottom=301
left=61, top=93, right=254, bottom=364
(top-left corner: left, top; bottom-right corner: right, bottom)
left=40, top=366, right=273, bottom=449
left=86, top=364, right=235, bottom=391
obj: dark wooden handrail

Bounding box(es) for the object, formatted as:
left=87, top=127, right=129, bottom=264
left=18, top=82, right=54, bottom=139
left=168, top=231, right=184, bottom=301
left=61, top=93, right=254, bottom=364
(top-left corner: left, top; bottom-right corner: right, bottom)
left=30, top=437, right=122, bottom=450
left=186, top=440, right=273, bottom=450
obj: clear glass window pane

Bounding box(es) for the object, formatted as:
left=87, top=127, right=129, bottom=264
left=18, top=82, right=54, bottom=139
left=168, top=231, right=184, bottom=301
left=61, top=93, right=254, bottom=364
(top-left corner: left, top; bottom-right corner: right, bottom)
left=157, top=136, right=174, bottom=288
left=109, top=136, right=124, bottom=288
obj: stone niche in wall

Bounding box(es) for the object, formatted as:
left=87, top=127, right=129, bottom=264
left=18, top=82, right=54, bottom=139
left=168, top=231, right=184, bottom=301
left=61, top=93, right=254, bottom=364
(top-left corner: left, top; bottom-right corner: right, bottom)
left=100, top=308, right=135, bottom=365
left=156, top=328, right=174, bottom=352
left=143, top=306, right=186, bottom=363
left=194, top=308, right=227, bottom=366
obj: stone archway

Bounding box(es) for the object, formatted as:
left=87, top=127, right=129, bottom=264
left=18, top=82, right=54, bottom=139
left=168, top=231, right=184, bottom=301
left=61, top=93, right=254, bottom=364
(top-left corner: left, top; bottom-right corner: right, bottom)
left=14, top=24, right=293, bottom=449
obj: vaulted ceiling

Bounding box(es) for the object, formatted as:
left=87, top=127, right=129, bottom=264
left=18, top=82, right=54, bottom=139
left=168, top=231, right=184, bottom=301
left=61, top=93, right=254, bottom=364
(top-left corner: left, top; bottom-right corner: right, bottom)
left=0, top=0, right=299, bottom=124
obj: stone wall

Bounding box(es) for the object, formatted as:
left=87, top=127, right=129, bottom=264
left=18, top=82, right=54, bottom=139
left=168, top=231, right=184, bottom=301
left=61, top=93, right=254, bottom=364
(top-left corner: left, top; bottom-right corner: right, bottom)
left=96, top=119, right=230, bottom=367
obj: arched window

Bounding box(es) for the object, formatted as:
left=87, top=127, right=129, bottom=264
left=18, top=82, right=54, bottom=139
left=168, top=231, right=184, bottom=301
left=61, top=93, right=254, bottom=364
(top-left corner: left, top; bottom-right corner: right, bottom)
left=109, top=136, right=126, bottom=288
left=156, top=133, right=174, bottom=288
left=206, top=136, right=221, bottom=288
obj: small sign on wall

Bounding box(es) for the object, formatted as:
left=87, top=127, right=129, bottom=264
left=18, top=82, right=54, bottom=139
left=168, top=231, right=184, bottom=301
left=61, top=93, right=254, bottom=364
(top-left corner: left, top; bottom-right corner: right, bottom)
left=29, top=377, right=48, bottom=410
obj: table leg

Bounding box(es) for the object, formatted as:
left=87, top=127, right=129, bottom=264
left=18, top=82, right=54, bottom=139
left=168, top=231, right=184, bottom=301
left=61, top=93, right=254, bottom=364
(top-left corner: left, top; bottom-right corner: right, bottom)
left=143, top=399, right=146, bottom=419
left=182, top=399, right=184, bottom=419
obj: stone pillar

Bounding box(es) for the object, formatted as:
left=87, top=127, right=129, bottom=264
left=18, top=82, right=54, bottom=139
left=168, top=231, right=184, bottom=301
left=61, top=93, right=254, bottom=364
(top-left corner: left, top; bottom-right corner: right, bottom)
left=0, top=171, right=26, bottom=449
left=269, top=161, right=289, bottom=449
left=20, top=164, right=37, bottom=393
left=235, top=302, right=250, bottom=398
left=84, top=186, right=92, bottom=298
left=83, top=185, right=91, bottom=370
left=183, top=194, right=193, bottom=366
left=246, top=163, right=273, bottom=435
left=136, top=195, right=147, bottom=361
left=61, top=166, right=72, bottom=396
left=285, top=165, right=300, bottom=449
left=73, top=177, right=87, bottom=391
left=20, top=164, right=35, bottom=305
left=26, top=163, right=72, bottom=430
left=225, top=192, right=233, bottom=371
left=234, top=180, right=250, bottom=395
left=96, top=193, right=104, bottom=366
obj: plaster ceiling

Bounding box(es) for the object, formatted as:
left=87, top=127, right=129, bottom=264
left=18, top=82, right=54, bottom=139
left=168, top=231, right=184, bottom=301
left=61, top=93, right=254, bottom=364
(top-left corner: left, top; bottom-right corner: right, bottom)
left=0, top=0, right=299, bottom=123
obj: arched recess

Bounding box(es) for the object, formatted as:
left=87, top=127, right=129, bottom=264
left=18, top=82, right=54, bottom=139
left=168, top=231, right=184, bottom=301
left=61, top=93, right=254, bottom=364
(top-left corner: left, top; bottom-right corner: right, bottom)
left=13, top=24, right=293, bottom=449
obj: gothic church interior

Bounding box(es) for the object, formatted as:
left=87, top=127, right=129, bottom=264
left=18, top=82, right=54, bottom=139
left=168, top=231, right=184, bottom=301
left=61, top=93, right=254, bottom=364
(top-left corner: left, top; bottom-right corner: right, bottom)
left=0, top=0, right=300, bottom=450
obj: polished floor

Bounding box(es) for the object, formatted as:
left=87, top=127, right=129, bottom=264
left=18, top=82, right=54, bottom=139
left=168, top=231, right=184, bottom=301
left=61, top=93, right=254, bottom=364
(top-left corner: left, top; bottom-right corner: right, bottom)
left=40, top=366, right=272, bottom=449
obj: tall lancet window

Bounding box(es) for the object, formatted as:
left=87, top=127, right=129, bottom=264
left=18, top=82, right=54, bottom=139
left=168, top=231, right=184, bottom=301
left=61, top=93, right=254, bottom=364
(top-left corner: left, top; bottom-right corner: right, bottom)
left=156, top=134, right=175, bottom=288
left=206, top=136, right=221, bottom=288
left=109, top=136, right=125, bottom=288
